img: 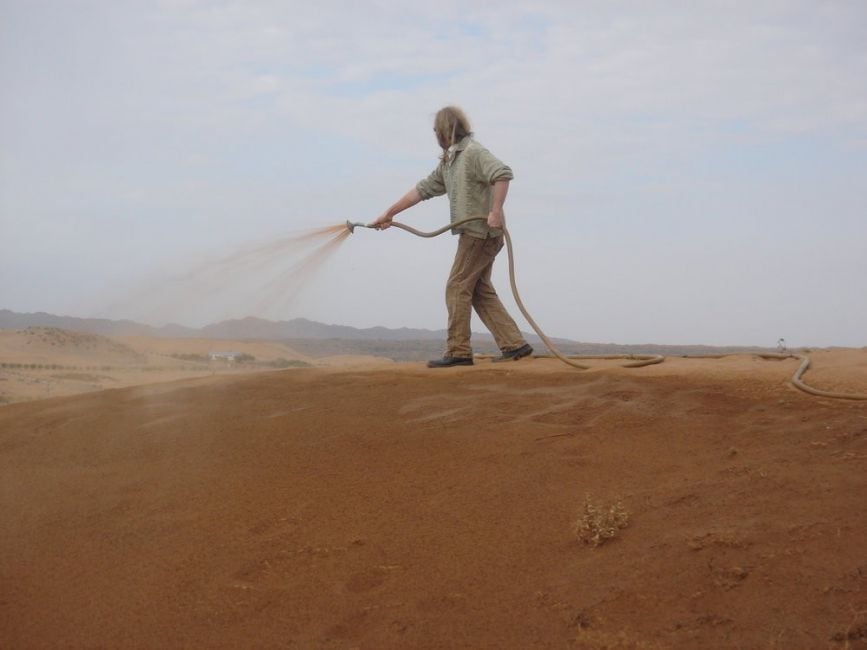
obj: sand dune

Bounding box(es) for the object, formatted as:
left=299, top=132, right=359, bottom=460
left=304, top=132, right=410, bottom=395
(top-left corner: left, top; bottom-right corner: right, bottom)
left=0, top=329, right=322, bottom=405
left=0, top=327, right=145, bottom=366
left=1, top=353, right=866, bottom=648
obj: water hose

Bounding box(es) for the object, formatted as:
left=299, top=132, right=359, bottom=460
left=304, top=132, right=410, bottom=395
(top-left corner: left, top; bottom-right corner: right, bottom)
left=347, top=218, right=867, bottom=400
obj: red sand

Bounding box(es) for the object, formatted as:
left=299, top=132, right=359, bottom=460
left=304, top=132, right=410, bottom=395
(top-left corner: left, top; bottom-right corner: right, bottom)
left=1, top=353, right=866, bottom=648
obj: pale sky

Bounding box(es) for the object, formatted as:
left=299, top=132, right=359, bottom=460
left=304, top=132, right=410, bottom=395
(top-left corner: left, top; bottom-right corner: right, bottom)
left=1, top=1, right=866, bottom=347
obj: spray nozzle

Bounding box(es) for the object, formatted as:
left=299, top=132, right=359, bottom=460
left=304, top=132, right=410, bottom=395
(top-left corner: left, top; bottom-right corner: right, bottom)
left=345, top=220, right=372, bottom=234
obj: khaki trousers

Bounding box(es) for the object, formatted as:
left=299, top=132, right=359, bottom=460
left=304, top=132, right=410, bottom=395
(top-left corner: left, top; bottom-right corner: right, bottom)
left=445, top=234, right=526, bottom=358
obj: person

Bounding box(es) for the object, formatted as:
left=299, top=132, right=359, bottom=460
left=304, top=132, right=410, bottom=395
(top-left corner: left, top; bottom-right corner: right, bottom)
left=371, top=106, right=533, bottom=368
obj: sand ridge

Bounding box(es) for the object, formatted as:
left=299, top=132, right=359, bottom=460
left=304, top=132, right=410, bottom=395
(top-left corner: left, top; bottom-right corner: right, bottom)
left=1, top=353, right=866, bottom=648
left=0, top=328, right=379, bottom=405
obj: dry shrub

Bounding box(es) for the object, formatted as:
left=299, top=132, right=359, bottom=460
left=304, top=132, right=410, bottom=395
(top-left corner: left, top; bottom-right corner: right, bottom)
left=574, top=495, right=629, bottom=547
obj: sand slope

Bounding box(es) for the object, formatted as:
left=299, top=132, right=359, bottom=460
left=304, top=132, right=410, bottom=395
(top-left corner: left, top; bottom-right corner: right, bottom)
left=1, top=354, right=866, bottom=648
left=0, top=329, right=341, bottom=405
left=0, top=327, right=145, bottom=366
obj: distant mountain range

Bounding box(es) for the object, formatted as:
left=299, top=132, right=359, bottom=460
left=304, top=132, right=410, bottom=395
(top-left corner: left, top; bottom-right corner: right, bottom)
left=0, top=309, right=460, bottom=342
left=0, top=308, right=779, bottom=358
left=0, top=309, right=197, bottom=338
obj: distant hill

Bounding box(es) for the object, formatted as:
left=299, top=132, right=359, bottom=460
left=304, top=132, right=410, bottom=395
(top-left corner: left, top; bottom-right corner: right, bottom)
left=0, top=310, right=459, bottom=342
left=0, top=310, right=530, bottom=342
left=0, top=309, right=197, bottom=338
left=0, top=309, right=777, bottom=358
left=199, top=316, right=449, bottom=341
left=0, top=310, right=574, bottom=344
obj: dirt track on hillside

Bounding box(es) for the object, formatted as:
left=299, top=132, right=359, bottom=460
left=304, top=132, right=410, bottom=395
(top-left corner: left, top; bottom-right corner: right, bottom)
left=2, top=353, right=866, bottom=648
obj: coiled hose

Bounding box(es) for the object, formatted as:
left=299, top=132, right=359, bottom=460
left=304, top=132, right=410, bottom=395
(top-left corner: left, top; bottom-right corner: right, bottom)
left=375, top=217, right=866, bottom=401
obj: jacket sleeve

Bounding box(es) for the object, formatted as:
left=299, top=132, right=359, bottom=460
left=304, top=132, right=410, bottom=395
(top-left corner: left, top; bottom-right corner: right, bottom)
left=474, top=146, right=514, bottom=184
left=416, top=164, right=447, bottom=200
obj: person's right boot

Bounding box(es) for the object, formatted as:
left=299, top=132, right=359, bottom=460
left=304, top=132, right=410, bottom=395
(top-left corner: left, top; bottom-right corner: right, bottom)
left=427, top=356, right=474, bottom=368
left=492, top=343, right=533, bottom=363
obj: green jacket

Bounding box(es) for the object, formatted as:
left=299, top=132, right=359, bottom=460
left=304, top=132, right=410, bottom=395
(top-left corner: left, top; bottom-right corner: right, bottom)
left=415, top=136, right=514, bottom=239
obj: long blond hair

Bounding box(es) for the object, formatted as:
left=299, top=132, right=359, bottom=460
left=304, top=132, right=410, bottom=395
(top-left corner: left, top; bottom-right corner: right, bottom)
left=434, top=106, right=472, bottom=161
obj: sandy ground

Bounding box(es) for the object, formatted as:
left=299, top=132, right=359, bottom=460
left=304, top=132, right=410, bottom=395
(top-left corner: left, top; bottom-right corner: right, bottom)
left=1, top=351, right=866, bottom=648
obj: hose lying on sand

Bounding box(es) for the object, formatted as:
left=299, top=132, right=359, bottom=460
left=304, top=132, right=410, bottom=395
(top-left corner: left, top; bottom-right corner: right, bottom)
left=359, top=217, right=866, bottom=401
left=758, top=353, right=867, bottom=401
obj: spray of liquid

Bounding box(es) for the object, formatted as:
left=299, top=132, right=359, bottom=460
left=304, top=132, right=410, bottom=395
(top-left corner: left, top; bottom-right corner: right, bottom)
left=107, top=223, right=354, bottom=325
left=255, top=225, right=352, bottom=312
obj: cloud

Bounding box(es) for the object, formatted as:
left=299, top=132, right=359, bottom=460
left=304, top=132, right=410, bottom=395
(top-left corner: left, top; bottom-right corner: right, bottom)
left=1, top=1, right=866, bottom=345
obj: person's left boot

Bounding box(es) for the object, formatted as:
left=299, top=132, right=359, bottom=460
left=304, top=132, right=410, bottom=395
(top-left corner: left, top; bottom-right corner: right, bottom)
left=492, top=343, right=533, bottom=363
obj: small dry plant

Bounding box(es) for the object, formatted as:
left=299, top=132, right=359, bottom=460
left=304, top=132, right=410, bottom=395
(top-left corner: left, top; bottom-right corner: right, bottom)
left=574, top=495, right=630, bottom=547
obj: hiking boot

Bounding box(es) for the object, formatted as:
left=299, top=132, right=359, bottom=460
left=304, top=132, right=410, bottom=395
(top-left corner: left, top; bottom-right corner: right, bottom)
left=427, top=356, right=474, bottom=368
left=492, top=343, right=533, bottom=363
